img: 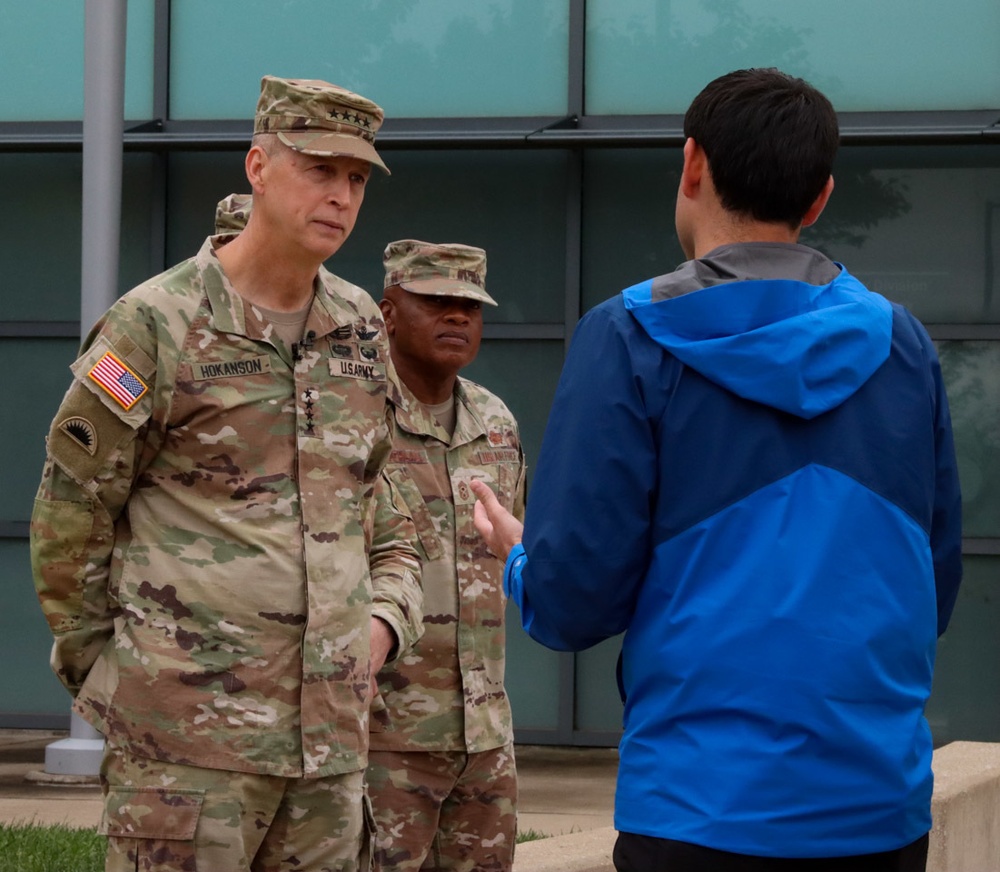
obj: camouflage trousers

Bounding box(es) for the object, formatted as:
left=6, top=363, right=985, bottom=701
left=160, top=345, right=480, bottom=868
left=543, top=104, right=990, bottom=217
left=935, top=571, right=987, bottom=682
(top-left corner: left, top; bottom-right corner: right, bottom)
left=99, top=741, right=375, bottom=872
left=366, top=744, right=517, bottom=872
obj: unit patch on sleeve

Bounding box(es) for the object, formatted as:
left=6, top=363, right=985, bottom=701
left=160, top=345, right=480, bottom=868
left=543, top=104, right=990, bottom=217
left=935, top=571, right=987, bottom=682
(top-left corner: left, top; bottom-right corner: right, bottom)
left=57, top=416, right=98, bottom=455
left=88, top=351, right=149, bottom=410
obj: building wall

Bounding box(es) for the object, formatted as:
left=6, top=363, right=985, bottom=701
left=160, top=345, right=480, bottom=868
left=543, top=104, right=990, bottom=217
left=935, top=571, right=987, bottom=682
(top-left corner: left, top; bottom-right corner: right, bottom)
left=2, top=0, right=998, bottom=745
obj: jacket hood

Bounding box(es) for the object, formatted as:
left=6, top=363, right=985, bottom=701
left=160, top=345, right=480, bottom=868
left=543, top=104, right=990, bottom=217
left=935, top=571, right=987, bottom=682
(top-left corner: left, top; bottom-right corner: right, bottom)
left=622, top=244, right=893, bottom=419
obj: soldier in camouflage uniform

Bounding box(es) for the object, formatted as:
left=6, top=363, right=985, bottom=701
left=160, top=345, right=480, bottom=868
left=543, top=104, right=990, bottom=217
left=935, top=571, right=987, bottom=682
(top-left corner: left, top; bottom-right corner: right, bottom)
left=30, top=75, right=422, bottom=872
left=370, top=241, right=526, bottom=872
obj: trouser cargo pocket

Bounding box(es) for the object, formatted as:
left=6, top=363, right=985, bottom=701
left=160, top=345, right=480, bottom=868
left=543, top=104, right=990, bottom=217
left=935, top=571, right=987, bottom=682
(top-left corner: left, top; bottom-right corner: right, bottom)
left=100, top=786, right=204, bottom=872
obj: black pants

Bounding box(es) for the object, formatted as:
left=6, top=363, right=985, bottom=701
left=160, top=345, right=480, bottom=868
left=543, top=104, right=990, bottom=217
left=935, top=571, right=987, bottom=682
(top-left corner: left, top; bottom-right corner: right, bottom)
left=613, top=832, right=929, bottom=872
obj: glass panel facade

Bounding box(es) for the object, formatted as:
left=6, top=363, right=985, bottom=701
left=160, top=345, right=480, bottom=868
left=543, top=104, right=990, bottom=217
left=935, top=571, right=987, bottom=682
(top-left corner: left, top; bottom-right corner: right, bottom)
left=5, top=0, right=999, bottom=742
left=0, top=154, right=159, bottom=322
left=582, top=147, right=1000, bottom=327
left=804, top=147, right=1000, bottom=325
left=938, top=342, right=1000, bottom=538
left=581, top=149, right=684, bottom=313
left=926, top=556, right=1000, bottom=745
left=586, top=0, right=1000, bottom=114
left=170, top=0, right=570, bottom=119
left=0, top=1, right=154, bottom=121
left=167, top=150, right=570, bottom=325
left=0, top=340, right=80, bottom=522
left=0, top=540, right=69, bottom=715
left=574, top=636, right=625, bottom=734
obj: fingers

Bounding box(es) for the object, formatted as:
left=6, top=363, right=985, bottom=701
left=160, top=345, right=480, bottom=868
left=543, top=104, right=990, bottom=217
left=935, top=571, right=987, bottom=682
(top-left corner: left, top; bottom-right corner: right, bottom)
left=473, top=498, right=494, bottom=540
left=470, top=478, right=499, bottom=512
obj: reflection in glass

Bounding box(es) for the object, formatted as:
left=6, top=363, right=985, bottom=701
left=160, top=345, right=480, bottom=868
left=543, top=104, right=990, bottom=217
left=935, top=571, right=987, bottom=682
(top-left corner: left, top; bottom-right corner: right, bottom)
left=0, top=0, right=154, bottom=121
left=806, top=147, right=1000, bottom=324
left=586, top=0, right=1000, bottom=113
left=937, top=342, right=1000, bottom=539
left=171, top=0, right=569, bottom=118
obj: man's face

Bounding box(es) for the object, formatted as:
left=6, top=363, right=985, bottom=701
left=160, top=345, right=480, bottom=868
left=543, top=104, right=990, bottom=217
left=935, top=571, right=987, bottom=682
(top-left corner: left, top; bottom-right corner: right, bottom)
left=256, top=145, right=371, bottom=261
left=381, top=289, right=484, bottom=381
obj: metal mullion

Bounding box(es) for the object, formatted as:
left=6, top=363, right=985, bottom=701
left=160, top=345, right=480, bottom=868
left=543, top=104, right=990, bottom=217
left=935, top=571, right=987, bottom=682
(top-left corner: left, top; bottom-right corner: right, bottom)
left=927, top=325, right=1000, bottom=341
left=144, top=0, right=171, bottom=276
left=567, top=0, right=586, bottom=117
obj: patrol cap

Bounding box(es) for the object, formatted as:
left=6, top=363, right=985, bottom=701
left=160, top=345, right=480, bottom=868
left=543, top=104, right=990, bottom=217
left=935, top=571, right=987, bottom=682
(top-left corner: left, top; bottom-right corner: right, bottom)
left=254, top=75, right=390, bottom=174
left=215, top=192, right=252, bottom=235
left=383, top=239, right=497, bottom=307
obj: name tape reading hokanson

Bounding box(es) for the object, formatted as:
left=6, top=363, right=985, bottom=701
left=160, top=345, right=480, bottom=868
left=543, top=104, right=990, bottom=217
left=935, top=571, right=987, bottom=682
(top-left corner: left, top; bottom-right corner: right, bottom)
left=88, top=351, right=149, bottom=410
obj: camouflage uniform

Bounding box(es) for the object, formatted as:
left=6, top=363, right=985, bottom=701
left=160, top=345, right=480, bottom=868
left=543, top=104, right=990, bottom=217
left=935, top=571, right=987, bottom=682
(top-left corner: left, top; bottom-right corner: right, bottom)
left=30, top=226, right=423, bottom=868
left=368, top=240, right=526, bottom=872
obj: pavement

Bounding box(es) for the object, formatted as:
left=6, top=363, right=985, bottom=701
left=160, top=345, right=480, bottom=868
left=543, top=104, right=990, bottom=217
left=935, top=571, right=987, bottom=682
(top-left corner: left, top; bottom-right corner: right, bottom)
left=0, top=729, right=618, bottom=838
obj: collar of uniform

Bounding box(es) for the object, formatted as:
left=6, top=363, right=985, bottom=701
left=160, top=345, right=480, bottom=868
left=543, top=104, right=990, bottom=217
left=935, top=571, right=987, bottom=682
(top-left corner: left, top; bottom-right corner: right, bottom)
left=198, top=235, right=249, bottom=337
left=393, top=377, right=487, bottom=446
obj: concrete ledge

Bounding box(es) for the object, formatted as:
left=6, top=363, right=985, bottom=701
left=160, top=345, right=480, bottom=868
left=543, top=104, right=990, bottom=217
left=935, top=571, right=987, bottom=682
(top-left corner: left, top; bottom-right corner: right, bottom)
left=514, top=742, right=1000, bottom=872
left=928, top=741, right=1000, bottom=872
left=514, top=826, right=616, bottom=872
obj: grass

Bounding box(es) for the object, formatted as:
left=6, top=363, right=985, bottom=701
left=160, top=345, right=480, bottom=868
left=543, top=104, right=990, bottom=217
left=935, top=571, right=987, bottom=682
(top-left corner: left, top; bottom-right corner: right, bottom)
left=0, top=822, right=104, bottom=872
left=0, top=820, right=549, bottom=869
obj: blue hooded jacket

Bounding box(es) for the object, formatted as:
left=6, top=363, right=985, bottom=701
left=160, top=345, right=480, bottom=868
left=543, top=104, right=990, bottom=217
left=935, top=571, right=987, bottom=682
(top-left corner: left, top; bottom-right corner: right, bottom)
left=505, top=243, right=962, bottom=858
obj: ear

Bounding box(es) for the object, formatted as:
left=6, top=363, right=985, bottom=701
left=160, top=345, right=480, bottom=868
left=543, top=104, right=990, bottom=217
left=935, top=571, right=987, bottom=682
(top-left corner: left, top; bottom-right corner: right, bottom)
left=378, top=296, right=396, bottom=336
left=801, top=176, right=835, bottom=228
left=246, top=145, right=268, bottom=194
left=679, top=138, right=707, bottom=200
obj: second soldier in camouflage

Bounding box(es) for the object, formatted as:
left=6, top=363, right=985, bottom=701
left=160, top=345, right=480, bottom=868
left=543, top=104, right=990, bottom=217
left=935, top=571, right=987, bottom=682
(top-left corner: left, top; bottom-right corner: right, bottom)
left=369, top=240, right=526, bottom=872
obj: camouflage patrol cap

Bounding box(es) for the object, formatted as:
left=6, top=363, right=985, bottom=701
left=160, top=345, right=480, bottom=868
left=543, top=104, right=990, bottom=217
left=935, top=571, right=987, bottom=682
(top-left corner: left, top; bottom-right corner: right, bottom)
left=254, top=75, right=390, bottom=174
left=215, top=192, right=252, bottom=235
left=383, top=239, right=497, bottom=306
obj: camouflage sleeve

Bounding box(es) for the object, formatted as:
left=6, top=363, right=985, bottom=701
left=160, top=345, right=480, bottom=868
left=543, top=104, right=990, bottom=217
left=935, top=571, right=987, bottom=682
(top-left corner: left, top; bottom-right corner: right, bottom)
left=30, top=307, right=156, bottom=695
left=369, top=470, right=424, bottom=663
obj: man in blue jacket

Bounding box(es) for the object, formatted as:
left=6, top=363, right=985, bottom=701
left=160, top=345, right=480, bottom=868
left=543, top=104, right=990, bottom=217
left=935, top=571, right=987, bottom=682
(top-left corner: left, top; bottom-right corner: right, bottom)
left=472, top=67, right=963, bottom=871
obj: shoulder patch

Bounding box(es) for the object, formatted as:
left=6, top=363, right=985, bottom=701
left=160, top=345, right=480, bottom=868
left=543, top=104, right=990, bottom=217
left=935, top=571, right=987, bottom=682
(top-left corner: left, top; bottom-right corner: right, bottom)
left=88, top=351, right=149, bottom=410
left=57, top=416, right=98, bottom=455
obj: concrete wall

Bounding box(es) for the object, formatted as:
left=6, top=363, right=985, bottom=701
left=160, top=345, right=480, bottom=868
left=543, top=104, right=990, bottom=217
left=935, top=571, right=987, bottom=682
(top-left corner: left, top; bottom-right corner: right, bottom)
left=514, top=742, right=1000, bottom=872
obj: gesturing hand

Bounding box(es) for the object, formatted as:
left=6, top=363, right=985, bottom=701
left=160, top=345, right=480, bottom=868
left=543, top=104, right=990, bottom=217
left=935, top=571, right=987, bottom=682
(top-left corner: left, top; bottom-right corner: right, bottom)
left=470, top=479, right=524, bottom=563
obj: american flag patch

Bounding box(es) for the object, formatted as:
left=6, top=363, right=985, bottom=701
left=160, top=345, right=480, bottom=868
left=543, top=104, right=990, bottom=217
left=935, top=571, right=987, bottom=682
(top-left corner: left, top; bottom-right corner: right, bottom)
left=88, top=351, right=148, bottom=410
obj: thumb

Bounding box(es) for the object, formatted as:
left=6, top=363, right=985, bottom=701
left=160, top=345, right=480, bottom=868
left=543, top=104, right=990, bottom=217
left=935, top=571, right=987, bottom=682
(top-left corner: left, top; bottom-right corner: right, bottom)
left=470, top=479, right=500, bottom=515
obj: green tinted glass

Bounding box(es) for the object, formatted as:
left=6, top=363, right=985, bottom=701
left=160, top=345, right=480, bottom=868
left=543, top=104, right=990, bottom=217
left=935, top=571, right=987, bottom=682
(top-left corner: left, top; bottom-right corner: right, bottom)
left=170, top=0, right=569, bottom=119
left=0, top=0, right=154, bottom=121
left=586, top=0, right=1000, bottom=113
left=927, top=556, right=1000, bottom=745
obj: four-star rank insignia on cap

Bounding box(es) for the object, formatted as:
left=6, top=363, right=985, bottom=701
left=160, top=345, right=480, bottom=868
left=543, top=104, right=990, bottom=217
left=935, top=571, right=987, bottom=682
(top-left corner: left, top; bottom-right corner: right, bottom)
left=88, top=351, right=148, bottom=410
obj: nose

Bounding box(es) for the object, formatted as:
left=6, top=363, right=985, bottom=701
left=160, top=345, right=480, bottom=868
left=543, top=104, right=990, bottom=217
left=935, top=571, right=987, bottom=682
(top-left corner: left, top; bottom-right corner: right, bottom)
left=444, top=304, right=471, bottom=324
left=327, top=174, right=352, bottom=208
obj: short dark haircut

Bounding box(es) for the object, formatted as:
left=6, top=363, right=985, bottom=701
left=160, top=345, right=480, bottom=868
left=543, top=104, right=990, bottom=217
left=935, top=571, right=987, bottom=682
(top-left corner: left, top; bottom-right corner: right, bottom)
left=683, top=68, right=839, bottom=228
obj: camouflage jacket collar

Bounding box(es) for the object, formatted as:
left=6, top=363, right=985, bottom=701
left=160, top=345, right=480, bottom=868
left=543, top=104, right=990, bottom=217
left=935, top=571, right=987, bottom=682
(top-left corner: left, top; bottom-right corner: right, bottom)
left=393, top=377, right=487, bottom=448
left=194, top=237, right=363, bottom=346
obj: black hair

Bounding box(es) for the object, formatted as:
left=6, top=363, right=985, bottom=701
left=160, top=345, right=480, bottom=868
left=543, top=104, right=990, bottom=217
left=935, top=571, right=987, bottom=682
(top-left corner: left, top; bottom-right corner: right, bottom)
left=683, top=68, right=839, bottom=228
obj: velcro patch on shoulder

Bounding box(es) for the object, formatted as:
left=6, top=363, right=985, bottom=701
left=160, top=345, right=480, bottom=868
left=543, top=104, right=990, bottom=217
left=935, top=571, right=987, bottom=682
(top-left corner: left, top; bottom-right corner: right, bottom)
left=88, top=351, right=148, bottom=410
left=71, top=337, right=153, bottom=428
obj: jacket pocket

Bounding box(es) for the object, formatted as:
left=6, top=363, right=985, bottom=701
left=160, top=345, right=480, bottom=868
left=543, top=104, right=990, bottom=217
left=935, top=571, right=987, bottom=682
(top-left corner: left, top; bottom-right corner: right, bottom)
left=386, top=467, right=444, bottom=561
